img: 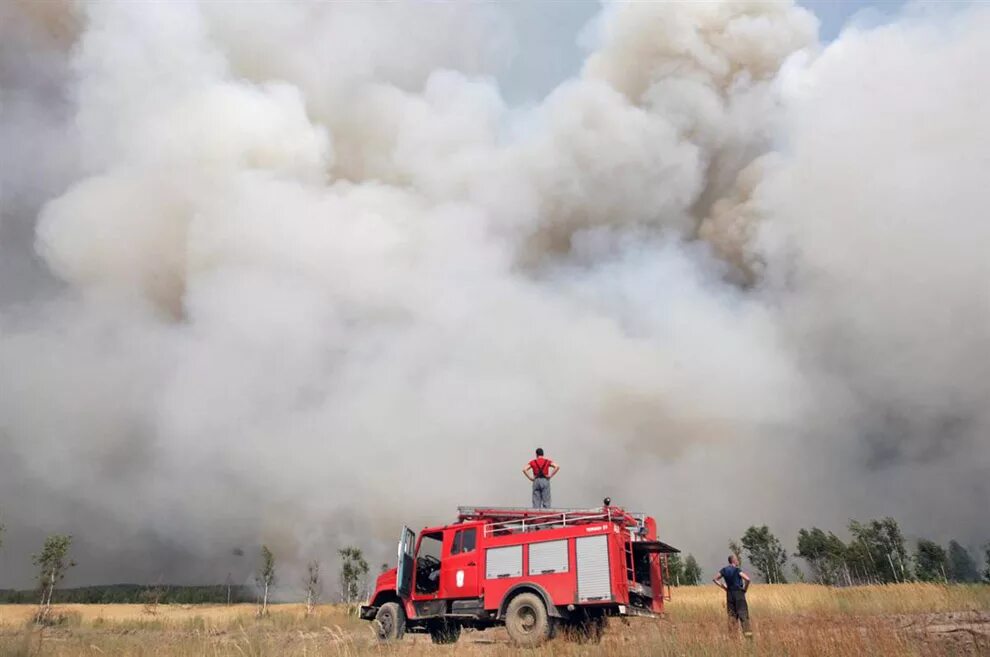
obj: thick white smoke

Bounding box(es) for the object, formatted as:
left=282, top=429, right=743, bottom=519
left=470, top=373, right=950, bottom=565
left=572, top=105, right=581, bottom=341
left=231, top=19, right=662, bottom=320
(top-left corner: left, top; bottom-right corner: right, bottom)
left=1, top=1, right=988, bottom=588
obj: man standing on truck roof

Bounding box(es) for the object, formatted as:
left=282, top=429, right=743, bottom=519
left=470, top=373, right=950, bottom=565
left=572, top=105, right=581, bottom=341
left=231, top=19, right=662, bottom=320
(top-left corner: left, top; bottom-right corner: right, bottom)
left=523, top=448, right=558, bottom=509
left=713, top=554, right=753, bottom=637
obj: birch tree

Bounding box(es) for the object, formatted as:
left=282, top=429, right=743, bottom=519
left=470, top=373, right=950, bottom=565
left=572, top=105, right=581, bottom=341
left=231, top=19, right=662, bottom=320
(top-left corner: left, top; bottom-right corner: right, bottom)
left=32, top=535, right=75, bottom=623
left=303, top=560, right=321, bottom=616
left=682, top=555, right=702, bottom=585
left=795, top=527, right=847, bottom=585
left=666, top=553, right=683, bottom=586
left=338, top=547, right=368, bottom=603
left=741, top=526, right=788, bottom=584
left=947, top=541, right=978, bottom=583
left=848, top=518, right=909, bottom=583
left=255, top=545, right=276, bottom=617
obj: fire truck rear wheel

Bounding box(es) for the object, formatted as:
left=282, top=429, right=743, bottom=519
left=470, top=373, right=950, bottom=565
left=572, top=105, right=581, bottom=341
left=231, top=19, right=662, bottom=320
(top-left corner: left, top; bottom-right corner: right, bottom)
left=505, top=592, right=552, bottom=647
left=374, top=602, right=405, bottom=642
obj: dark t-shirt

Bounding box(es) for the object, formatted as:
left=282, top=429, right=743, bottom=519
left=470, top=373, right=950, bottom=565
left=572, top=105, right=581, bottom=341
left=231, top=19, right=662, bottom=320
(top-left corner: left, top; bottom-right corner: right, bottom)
left=720, top=566, right=745, bottom=591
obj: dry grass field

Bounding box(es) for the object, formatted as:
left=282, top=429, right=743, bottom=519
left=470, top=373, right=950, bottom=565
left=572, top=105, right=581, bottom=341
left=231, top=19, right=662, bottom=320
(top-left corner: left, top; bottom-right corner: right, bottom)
left=0, top=584, right=988, bottom=656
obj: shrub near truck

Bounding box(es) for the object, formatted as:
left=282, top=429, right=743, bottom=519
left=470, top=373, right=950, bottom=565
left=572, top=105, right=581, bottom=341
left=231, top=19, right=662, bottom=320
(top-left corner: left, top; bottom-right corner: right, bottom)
left=361, top=505, right=679, bottom=646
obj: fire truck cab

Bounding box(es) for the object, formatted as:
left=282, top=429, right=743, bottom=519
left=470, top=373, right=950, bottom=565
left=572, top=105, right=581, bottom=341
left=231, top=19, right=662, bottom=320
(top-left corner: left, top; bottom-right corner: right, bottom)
left=360, top=505, right=678, bottom=646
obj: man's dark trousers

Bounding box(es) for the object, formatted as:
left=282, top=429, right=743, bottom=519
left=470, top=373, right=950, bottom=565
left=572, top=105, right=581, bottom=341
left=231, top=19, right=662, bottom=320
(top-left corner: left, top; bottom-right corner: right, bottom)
left=726, top=589, right=752, bottom=635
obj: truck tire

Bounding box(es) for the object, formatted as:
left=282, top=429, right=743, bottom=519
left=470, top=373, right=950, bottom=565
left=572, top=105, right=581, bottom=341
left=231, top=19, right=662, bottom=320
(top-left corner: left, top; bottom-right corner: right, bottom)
left=374, top=602, right=405, bottom=642
left=505, top=592, right=552, bottom=647
left=428, top=620, right=461, bottom=644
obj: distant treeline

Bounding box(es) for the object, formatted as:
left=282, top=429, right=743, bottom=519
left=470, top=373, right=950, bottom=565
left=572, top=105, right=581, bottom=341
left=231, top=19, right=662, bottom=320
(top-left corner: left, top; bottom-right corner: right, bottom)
left=708, top=518, right=990, bottom=587
left=668, top=517, right=990, bottom=587
left=0, top=584, right=254, bottom=605
left=0, top=527, right=371, bottom=617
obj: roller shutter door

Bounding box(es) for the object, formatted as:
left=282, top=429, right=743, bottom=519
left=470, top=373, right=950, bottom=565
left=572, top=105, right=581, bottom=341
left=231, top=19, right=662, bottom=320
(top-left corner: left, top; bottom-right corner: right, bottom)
left=486, top=545, right=522, bottom=579
left=576, top=535, right=611, bottom=601
left=528, top=540, right=569, bottom=575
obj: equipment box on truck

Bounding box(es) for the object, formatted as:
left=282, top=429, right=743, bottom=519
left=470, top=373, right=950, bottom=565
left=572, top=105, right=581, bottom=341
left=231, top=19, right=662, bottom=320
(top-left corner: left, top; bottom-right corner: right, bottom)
left=360, top=505, right=678, bottom=646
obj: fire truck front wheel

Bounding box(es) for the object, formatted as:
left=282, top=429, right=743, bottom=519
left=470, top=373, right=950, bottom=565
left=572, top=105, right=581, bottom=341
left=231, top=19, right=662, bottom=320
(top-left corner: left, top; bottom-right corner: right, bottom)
left=374, top=602, right=406, bottom=642
left=505, top=592, right=552, bottom=647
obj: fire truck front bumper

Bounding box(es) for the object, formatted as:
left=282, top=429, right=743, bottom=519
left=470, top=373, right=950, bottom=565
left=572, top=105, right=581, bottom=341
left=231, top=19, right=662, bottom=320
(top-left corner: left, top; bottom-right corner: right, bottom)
left=359, top=605, right=378, bottom=620
left=617, top=604, right=659, bottom=619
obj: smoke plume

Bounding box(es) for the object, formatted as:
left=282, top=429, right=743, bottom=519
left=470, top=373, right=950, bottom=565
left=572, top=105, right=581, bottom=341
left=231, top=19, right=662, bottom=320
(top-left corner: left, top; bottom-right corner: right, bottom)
left=1, top=1, right=988, bottom=588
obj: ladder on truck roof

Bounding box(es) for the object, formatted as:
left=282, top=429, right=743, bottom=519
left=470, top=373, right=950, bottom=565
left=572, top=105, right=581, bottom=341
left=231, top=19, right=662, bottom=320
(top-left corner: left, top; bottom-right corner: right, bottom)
left=457, top=506, right=648, bottom=537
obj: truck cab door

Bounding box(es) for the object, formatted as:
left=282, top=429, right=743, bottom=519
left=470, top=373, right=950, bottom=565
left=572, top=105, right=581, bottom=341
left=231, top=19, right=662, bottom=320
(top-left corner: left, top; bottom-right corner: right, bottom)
left=396, top=526, right=415, bottom=598
left=440, top=525, right=480, bottom=599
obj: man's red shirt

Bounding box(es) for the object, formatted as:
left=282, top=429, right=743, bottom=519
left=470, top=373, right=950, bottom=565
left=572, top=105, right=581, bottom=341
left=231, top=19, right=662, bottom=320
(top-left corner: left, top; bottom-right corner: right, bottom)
left=529, top=457, right=554, bottom=479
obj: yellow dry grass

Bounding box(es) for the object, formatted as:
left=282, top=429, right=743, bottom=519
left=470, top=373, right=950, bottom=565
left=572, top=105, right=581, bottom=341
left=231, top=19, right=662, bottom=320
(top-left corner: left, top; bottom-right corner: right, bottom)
left=0, top=584, right=986, bottom=657
left=0, top=603, right=354, bottom=629
left=670, top=581, right=990, bottom=618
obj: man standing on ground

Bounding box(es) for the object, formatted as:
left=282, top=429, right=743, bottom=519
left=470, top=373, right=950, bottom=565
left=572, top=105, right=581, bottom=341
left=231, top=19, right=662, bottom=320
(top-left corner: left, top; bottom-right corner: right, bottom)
left=713, top=554, right=752, bottom=637
left=523, top=448, right=559, bottom=509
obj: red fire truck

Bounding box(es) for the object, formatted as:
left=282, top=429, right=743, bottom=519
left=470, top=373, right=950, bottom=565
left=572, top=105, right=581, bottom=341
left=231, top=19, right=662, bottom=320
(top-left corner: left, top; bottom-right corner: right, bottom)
left=360, top=504, right=678, bottom=646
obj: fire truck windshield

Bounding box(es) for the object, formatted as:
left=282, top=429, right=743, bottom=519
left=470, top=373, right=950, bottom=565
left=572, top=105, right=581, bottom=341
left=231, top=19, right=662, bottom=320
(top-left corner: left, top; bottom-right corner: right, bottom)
left=417, top=532, right=442, bottom=559
left=415, top=531, right=443, bottom=594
